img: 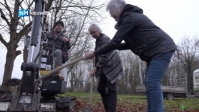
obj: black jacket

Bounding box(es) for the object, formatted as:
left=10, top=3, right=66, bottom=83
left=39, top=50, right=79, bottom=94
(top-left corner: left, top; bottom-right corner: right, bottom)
left=47, top=30, right=71, bottom=62
left=95, top=33, right=110, bottom=68
left=95, top=34, right=123, bottom=83
left=94, top=4, right=176, bottom=62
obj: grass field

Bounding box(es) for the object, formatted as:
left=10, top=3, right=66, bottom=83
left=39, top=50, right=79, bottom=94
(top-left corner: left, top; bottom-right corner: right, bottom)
left=63, top=92, right=199, bottom=112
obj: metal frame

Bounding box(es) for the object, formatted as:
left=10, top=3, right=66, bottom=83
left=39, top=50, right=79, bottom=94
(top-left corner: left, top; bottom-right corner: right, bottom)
left=7, top=0, right=47, bottom=111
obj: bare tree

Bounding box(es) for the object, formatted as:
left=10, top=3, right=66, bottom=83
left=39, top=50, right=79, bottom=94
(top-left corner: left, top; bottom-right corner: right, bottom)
left=0, top=0, right=105, bottom=90
left=116, top=50, right=146, bottom=94
left=176, top=36, right=199, bottom=94
left=0, top=0, right=54, bottom=90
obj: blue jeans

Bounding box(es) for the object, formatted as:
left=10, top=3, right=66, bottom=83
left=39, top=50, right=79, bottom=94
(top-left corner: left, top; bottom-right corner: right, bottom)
left=145, top=51, right=174, bottom=112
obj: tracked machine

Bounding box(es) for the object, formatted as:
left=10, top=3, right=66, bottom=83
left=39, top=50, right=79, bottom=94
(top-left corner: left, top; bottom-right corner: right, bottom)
left=0, top=0, right=79, bottom=111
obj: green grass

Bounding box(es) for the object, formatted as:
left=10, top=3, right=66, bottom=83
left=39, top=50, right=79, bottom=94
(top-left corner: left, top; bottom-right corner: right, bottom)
left=63, top=92, right=100, bottom=97
left=63, top=92, right=199, bottom=111
left=164, top=98, right=199, bottom=111
left=63, top=92, right=146, bottom=98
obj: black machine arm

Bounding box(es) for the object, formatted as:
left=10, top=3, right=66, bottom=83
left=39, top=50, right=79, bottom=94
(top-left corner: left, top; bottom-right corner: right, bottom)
left=6, top=0, right=49, bottom=111
left=21, top=0, right=46, bottom=94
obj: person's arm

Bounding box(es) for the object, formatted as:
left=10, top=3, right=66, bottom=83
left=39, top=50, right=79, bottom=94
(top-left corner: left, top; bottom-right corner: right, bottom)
left=117, top=43, right=130, bottom=50
left=66, top=37, right=71, bottom=50
left=62, top=34, right=71, bottom=50
left=61, top=35, right=71, bottom=62
left=94, top=14, right=135, bottom=56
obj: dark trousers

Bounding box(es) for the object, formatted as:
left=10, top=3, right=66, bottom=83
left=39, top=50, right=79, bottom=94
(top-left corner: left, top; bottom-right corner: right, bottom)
left=97, top=73, right=117, bottom=112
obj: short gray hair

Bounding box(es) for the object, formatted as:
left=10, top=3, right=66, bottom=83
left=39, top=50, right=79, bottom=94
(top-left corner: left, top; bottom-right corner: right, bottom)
left=106, top=0, right=126, bottom=13
left=88, top=24, right=102, bottom=33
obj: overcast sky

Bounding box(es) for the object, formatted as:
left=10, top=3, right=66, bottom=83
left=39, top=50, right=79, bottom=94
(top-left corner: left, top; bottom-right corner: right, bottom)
left=101, top=0, right=199, bottom=44
left=0, top=0, right=199, bottom=84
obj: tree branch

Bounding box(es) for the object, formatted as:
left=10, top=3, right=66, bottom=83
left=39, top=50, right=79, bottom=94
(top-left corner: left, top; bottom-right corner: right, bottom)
left=23, top=0, right=33, bottom=11
left=0, top=34, right=8, bottom=47
left=4, top=0, right=12, bottom=19
left=0, top=8, right=10, bottom=27
left=17, top=21, right=32, bottom=42
left=59, top=0, right=73, bottom=20
left=15, top=50, right=21, bottom=56
left=51, top=6, right=95, bottom=10
left=12, top=0, right=20, bottom=26
left=53, top=0, right=63, bottom=23
left=45, top=0, right=53, bottom=11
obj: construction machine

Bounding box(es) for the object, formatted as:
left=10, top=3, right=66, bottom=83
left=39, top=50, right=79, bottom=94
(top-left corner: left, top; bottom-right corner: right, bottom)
left=0, top=0, right=81, bottom=111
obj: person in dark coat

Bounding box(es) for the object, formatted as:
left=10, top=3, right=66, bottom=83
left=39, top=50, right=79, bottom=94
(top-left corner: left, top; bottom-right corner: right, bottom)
left=88, top=23, right=123, bottom=112
left=84, top=0, right=176, bottom=112
left=45, top=20, right=71, bottom=80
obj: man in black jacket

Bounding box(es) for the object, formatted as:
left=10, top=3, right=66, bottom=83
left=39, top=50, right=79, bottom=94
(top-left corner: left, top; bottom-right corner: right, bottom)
left=46, top=20, right=71, bottom=80
left=84, top=0, right=176, bottom=112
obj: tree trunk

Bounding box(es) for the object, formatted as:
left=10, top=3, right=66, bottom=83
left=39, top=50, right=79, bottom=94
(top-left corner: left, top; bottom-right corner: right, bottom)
left=1, top=47, right=17, bottom=90
left=187, top=65, right=193, bottom=94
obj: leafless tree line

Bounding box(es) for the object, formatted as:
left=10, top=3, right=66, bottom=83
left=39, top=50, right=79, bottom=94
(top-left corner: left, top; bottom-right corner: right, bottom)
left=69, top=37, right=199, bottom=95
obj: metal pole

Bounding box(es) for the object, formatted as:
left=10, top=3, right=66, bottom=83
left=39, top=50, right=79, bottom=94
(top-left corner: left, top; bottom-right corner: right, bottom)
left=36, top=57, right=84, bottom=81
left=89, top=76, right=94, bottom=109
left=88, top=58, right=95, bottom=111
